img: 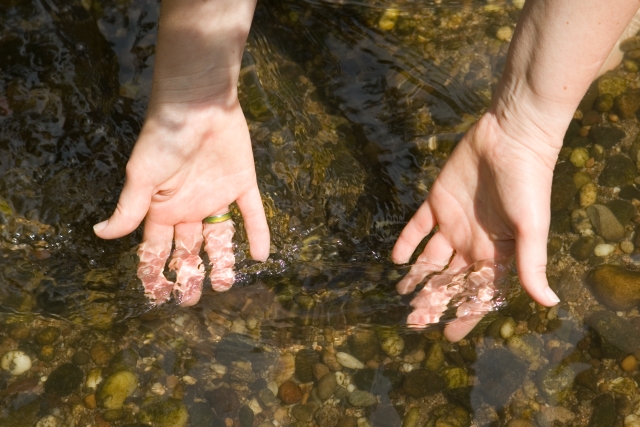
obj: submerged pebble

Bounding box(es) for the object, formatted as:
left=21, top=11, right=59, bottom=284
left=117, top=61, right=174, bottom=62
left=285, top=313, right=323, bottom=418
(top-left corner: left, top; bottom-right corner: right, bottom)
left=335, top=352, right=364, bottom=370
left=586, top=264, right=640, bottom=311
left=0, top=350, right=32, bottom=376
left=97, top=370, right=138, bottom=410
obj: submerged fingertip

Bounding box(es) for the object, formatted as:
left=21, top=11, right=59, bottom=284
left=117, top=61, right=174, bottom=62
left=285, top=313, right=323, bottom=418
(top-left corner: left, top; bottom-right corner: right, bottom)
left=543, top=286, right=560, bottom=305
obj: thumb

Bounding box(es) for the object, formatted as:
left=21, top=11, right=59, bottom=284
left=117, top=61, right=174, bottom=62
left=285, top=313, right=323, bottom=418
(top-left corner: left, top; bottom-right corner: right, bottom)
left=515, top=227, right=559, bottom=307
left=236, top=186, right=270, bottom=262
left=94, top=177, right=153, bottom=240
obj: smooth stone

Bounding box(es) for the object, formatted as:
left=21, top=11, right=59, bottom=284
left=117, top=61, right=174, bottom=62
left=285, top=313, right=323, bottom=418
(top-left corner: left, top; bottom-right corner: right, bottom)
left=316, top=369, right=337, bottom=400
left=272, top=353, right=295, bottom=385
left=621, top=36, right=640, bottom=51
left=352, top=368, right=376, bottom=391
left=441, top=367, right=469, bottom=389
left=551, top=174, right=578, bottom=211
left=380, top=335, right=404, bottom=357
left=97, top=370, right=138, bottom=410
left=139, top=397, right=188, bottom=427
left=402, top=407, right=420, bottom=427
left=34, top=327, right=60, bottom=345
left=347, top=389, right=377, bottom=407
left=313, top=363, right=330, bottom=381
left=315, top=406, right=340, bottom=427
left=238, top=405, right=254, bottom=427
left=596, top=94, right=615, bottom=112
left=90, top=342, right=112, bottom=366
left=585, top=309, right=640, bottom=353
left=430, top=404, right=471, bottom=427
left=588, top=394, right=616, bottom=427
left=556, top=269, right=581, bottom=302
left=257, top=388, right=276, bottom=408
left=1, top=350, right=32, bottom=376
left=106, top=348, right=138, bottom=375
left=616, top=90, right=640, bottom=118
left=589, top=126, right=626, bottom=149
left=348, top=329, right=378, bottom=362
left=506, top=333, right=542, bottom=363
left=471, top=348, right=528, bottom=406
left=335, top=352, right=364, bottom=370
left=585, top=264, right=640, bottom=311
left=619, top=184, right=640, bottom=200
left=598, top=74, right=628, bottom=98
left=606, top=199, right=635, bottom=226
left=204, top=387, right=240, bottom=418
left=580, top=182, right=597, bottom=207
left=586, top=204, right=625, bottom=242
left=582, top=110, right=603, bottom=126
left=295, top=348, right=319, bottom=383
left=599, top=155, right=637, bottom=187
left=594, top=243, right=615, bottom=257
left=188, top=401, right=220, bottom=427
left=44, top=363, right=84, bottom=396
left=72, top=351, right=91, bottom=366
left=215, top=333, right=259, bottom=365
left=423, top=342, right=445, bottom=371
left=574, top=171, right=592, bottom=188
left=103, top=409, right=125, bottom=421
left=536, top=406, right=575, bottom=427
left=291, top=403, right=317, bottom=422
left=336, top=416, right=359, bottom=427
left=278, top=380, right=302, bottom=405
left=536, top=364, right=575, bottom=403
left=403, top=369, right=445, bottom=398
left=570, top=236, right=597, bottom=261
left=570, top=147, right=590, bottom=167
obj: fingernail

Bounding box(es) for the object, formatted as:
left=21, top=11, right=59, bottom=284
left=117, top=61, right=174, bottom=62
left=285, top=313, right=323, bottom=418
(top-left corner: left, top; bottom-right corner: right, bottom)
left=93, top=220, right=108, bottom=233
left=544, top=287, right=560, bottom=305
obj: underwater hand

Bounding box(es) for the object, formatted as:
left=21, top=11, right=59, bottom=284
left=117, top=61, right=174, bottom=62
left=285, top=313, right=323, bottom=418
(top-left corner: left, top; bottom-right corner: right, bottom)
left=392, top=113, right=561, bottom=341
left=93, top=100, right=269, bottom=306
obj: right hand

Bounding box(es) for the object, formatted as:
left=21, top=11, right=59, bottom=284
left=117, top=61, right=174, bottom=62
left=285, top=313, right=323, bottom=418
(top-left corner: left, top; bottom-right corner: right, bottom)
left=94, top=95, right=270, bottom=306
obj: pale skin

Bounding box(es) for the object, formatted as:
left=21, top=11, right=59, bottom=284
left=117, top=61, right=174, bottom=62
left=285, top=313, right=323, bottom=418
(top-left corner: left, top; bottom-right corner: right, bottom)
left=94, top=0, right=640, bottom=338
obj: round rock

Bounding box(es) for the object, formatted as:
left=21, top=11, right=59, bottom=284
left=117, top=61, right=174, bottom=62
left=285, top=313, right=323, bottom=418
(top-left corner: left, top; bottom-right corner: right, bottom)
left=586, top=264, right=640, bottom=311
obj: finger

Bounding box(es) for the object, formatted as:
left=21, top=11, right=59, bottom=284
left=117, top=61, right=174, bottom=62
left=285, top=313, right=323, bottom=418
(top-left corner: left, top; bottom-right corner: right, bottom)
left=94, top=172, right=154, bottom=239
left=392, top=201, right=436, bottom=264
left=444, top=314, right=483, bottom=342
left=396, top=233, right=452, bottom=295
left=515, top=228, right=559, bottom=307
left=236, top=186, right=270, bottom=262
left=137, top=221, right=174, bottom=305
left=204, top=214, right=236, bottom=292
left=169, top=222, right=205, bottom=307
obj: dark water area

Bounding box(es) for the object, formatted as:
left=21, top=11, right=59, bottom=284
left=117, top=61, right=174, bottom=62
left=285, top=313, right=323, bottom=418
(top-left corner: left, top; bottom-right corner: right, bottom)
left=2, top=0, right=640, bottom=425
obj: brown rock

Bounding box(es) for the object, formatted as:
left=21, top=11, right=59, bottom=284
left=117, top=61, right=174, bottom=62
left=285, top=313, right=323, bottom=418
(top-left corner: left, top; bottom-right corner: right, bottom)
left=586, top=264, right=640, bottom=311
left=313, top=363, right=330, bottom=381
left=278, top=380, right=302, bottom=405
left=90, top=342, right=112, bottom=366
left=84, top=394, right=97, bottom=409
left=621, top=36, right=640, bottom=52
left=615, top=89, right=640, bottom=119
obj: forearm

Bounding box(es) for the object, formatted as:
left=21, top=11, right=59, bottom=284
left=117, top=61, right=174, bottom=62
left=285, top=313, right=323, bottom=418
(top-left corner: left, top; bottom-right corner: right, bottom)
left=492, top=0, right=640, bottom=142
left=151, top=0, right=257, bottom=106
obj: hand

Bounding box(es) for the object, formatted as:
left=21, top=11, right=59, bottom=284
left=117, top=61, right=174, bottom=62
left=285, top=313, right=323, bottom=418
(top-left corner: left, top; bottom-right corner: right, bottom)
left=93, top=98, right=270, bottom=306
left=392, top=113, right=561, bottom=341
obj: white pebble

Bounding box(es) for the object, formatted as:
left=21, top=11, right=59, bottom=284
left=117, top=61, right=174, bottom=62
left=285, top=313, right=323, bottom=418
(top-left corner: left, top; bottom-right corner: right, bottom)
left=625, top=414, right=640, bottom=427
left=496, top=26, right=513, bottom=41
left=357, top=417, right=372, bottom=427
left=499, top=317, right=516, bottom=339
left=211, top=364, right=227, bottom=376
left=35, top=415, right=60, bottom=427
left=86, top=367, right=103, bottom=390
left=1, top=350, right=32, bottom=376
left=621, top=240, right=635, bottom=254
left=150, top=382, right=166, bottom=395
left=335, top=352, right=365, bottom=370
left=594, top=243, right=615, bottom=257
left=267, top=380, right=279, bottom=397
left=347, top=383, right=357, bottom=393
left=182, top=375, right=197, bottom=385
left=248, top=398, right=262, bottom=415
left=335, top=371, right=346, bottom=385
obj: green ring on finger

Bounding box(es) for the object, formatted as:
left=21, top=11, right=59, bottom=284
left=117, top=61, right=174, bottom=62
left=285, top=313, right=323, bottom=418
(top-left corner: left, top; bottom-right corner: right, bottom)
left=203, top=212, right=232, bottom=224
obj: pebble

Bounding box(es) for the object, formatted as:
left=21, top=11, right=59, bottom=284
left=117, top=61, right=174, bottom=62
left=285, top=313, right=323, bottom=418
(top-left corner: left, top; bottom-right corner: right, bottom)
left=313, top=363, right=330, bottom=380
left=570, top=147, right=590, bottom=167
left=537, top=364, right=575, bottom=403
left=315, top=406, right=340, bottom=427
left=348, top=329, right=378, bottom=362
left=378, top=8, right=399, bottom=31
left=496, top=26, right=513, bottom=41
left=599, top=155, right=637, bottom=187
left=402, top=407, right=420, bottom=427
left=34, top=326, right=60, bottom=345
left=587, top=204, right=625, bottom=242
left=84, top=394, right=97, bottom=409
left=273, top=353, right=295, bottom=384
left=380, top=335, right=404, bottom=357
left=336, top=352, right=365, bottom=370
left=441, top=367, right=468, bottom=389
left=258, top=388, right=277, bottom=407
left=423, top=342, right=445, bottom=371
left=621, top=240, right=635, bottom=254
left=72, top=350, right=91, bottom=366
left=90, top=342, right=112, bottom=366
left=347, top=389, right=377, bottom=407
left=507, top=333, right=542, bottom=363
left=239, top=405, right=255, bottom=427
left=474, top=348, right=528, bottom=406
left=295, top=348, right=319, bottom=383
left=585, top=310, right=640, bottom=353
left=403, top=369, right=445, bottom=398
left=44, top=363, right=84, bottom=396
left=580, top=182, right=598, bottom=207
left=35, top=415, right=60, bottom=427
left=337, top=416, right=359, bottom=427
left=616, top=89, right=640, bottom=118
left=316, top=369, right=337, bottom=400
left=588, top=394, right=616, bottom=427
left=594, top=243, right=616, bottom=257
left=278, top=380, right=302, bottom=405
left=204, top=387, right=240, bottom=418
left=0, top=350, right=32, bottom=376
left=291, top=402, right=318, bottom=422
left=96, top=370, right=138, bottom=409
left=139, top=397, right=189, bottom=427
left=86, top=367, right=103, bottom=390
left=586, top=265, right=640, bottom=311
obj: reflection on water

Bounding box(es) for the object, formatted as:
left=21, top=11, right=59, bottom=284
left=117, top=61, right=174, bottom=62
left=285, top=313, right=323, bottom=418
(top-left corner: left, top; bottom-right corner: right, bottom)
left=1, top=0, right=640, bottom=425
